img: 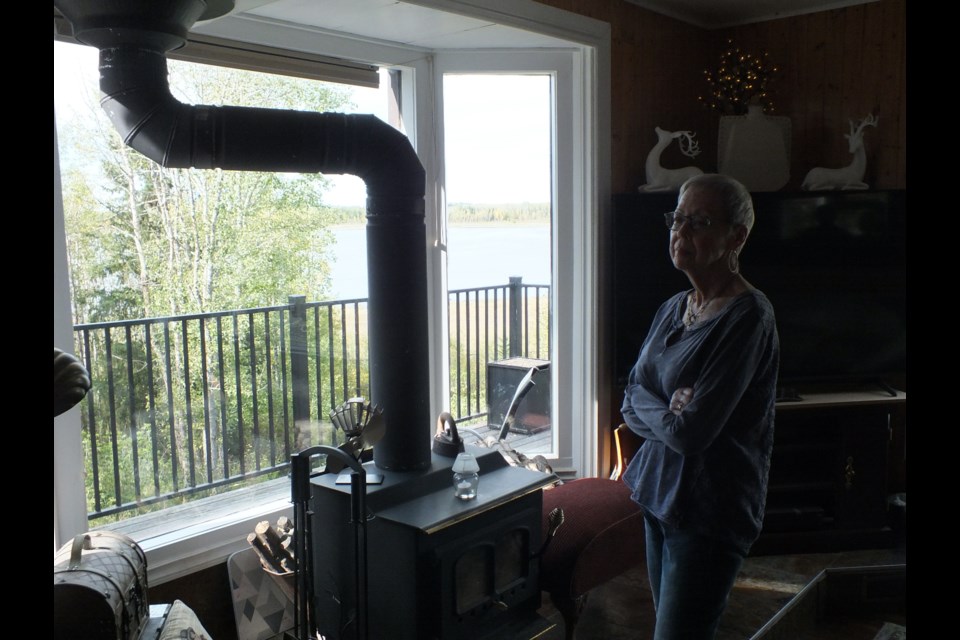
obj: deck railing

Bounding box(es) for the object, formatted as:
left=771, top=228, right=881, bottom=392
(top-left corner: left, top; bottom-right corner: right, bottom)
left=74, top=279, right=550, bottom=523
left=448, top=277, right=551, bottom=423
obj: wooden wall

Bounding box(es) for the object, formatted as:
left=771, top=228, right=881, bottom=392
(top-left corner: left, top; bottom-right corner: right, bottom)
left=537, top=0, right=907, bottom=192
left=718, top=0, right=906, bottom=190
left=536, top=0, right=713, bottom=193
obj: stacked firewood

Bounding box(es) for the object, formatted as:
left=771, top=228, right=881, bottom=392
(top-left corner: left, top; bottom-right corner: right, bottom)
left=247, top=516, right=295, bottom=574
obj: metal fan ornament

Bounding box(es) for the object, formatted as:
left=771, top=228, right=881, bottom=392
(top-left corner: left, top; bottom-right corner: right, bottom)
left=330, top=397, right=385, bottom=461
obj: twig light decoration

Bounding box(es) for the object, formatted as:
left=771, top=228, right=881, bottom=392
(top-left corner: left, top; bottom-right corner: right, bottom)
left=699, top=40, right=778, bottom=115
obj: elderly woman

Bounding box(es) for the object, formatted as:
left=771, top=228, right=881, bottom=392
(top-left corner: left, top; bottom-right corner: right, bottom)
left=621, top=174, right=779, bottom=639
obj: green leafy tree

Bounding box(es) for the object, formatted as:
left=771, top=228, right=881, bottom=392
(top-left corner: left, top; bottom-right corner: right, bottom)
left=65, top=60, right=351, bottom=323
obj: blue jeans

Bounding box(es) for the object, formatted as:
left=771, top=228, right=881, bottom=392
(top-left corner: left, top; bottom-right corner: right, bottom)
left=644, top=513, right=745, bottom=640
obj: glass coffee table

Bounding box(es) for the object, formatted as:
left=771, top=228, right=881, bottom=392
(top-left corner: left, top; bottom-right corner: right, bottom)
left=751, top=564, right=905, bottom=640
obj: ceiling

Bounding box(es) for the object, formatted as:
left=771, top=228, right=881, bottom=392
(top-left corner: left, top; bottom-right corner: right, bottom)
left=197, top=0, right=878, bottom=51
left=200, top=0, right=578, bottom=49
left=625, top=0, right=876, bottom=28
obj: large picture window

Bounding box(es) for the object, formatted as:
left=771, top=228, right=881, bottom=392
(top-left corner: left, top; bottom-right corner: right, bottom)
left=53, top=1, right=608, bottom=582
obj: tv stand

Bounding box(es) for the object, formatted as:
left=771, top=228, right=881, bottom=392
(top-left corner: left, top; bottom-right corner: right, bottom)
left=775, top=386, right=803, bottom=402
left=752, top=388, right=907, bottom=555
left=776, top=379, right=900, bottom=403
left=874, top=379, right=899, bottom=397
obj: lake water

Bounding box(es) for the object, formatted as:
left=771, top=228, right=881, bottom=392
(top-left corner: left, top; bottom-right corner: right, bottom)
left=327, top=224, right=551, bottom=299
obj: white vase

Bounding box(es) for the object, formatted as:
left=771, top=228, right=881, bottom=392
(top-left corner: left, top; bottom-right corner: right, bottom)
left=718, top=104, right=791, bottom=192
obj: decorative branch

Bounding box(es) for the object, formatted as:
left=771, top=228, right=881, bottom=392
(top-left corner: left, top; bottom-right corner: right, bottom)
left=699, top=39, right=779, bottom=115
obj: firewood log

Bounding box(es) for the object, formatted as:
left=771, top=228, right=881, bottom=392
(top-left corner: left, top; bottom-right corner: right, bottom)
left=255, top=520, right=293, bottom=565
left=247, top=532, right=286, bottom=573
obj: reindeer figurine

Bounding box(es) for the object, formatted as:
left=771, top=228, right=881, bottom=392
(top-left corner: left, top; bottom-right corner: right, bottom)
left=802, top=114, right=879, bottom=190
left=638, top=127, right=703, bottom=192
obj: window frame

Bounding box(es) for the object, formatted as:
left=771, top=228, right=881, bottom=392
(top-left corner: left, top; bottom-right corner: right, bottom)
left=52, top=0, right=610, bottom=584
left=432, top=51, right=577, bottom=469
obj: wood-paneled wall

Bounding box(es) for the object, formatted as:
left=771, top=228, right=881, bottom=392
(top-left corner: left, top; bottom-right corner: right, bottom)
left=537, top=0, right=713, bottom=193
left=150, top=563, right=238, bottom=640
left=718, top=0, right=906, bottom=190
left=537, top=0, right=906, bottom=192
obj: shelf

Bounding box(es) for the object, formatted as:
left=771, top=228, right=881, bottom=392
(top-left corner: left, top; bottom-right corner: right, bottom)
left=776, top=390, right=906, bottom=411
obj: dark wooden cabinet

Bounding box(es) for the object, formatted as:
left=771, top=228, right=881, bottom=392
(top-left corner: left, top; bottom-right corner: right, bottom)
left=753, top=391, right=906, bottom=555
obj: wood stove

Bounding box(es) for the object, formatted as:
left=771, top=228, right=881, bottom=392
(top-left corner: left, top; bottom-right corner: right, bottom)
left=311, top=446, right=557, bottom=639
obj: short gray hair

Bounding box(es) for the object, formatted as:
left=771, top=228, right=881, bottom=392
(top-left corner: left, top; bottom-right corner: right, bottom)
left=679, top=174, right=755, bottom=235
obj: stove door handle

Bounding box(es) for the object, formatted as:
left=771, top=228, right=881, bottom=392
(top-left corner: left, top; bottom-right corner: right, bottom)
left=534, top=506, right=565, bottom=559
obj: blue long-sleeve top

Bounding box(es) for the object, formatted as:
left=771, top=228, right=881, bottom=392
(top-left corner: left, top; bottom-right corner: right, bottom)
left=621, top=289, right=779, bottom=555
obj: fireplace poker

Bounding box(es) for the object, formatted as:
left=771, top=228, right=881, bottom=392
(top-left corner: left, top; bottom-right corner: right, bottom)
left=292, top=445, right=371, bottom=640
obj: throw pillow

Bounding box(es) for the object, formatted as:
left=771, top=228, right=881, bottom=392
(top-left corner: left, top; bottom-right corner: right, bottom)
left=158, top=599, right=213, bottom=640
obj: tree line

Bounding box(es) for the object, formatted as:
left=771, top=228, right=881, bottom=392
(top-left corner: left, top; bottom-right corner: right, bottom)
left=324, top=202, right=551, bottom=225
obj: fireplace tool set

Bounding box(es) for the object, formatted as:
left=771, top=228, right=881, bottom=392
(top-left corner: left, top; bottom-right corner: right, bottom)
left=285, top=399, right=384, bottom=640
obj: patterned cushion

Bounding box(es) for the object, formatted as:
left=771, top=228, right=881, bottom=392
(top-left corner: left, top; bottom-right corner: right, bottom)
left=227, top=548, right=295, bottom=640
left=158, top=600, right=213, bottom=640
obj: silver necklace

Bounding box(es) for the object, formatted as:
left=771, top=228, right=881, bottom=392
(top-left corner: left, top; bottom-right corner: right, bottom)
left=684, top=293, right=714, bottom=328
left=684, top=277, right=736, bottom=328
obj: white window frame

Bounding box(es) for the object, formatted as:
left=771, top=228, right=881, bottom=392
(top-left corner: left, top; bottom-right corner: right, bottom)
left=54, top=115, right=90, bottom=550
left=432, top=51, right=579, bottom=470
left=52, top=0, right=610, bottom=584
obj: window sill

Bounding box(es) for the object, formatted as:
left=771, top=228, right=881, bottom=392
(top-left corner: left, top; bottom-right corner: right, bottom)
left=95, top=478, right=293, bottom=585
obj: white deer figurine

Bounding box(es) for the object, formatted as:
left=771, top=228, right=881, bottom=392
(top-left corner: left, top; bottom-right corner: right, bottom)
left=802, top=114, right=879, bottom=190
left=638, top=127, right=703, bottom=192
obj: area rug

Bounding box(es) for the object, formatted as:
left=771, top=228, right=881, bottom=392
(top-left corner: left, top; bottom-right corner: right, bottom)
left=535, top=548, right=905, bottom=640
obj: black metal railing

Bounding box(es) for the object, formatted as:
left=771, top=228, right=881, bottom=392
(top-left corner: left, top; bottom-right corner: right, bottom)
left=75, top=278, right=550, bottom=523
left=448, top=277, right=551, bottom=423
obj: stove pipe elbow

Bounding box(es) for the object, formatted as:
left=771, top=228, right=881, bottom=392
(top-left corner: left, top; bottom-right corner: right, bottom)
left=97, top=46, right=425, bottom=196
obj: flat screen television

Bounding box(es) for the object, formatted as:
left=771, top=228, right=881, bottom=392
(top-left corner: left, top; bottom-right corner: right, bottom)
left=613, top=190, right=906, bottom=392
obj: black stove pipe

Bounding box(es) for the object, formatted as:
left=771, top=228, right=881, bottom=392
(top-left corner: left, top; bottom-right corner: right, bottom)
left=56, top=0, right=431, bottom=471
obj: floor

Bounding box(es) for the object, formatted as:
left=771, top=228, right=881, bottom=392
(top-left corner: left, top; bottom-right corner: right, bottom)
left=531, top=547, right=906, bottom=640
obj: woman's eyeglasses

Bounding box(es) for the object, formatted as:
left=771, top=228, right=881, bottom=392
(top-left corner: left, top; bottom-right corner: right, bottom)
left=664, top=211, right=713, bottom=231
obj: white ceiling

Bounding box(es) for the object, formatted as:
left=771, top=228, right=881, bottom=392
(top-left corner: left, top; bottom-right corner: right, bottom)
left=238, top=0, right=576, bottom=49
left=202, top=0, right=879, bottom=50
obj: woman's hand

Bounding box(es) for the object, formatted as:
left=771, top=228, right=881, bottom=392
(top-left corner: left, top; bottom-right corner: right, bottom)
left=669, top=387, right=694, bottom=415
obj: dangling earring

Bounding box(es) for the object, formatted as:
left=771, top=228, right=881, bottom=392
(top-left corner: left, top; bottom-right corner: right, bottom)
left=727, top=250, right=740, bottom=274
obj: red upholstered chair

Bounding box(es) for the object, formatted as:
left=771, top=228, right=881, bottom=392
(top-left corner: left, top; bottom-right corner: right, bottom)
left=539, top=476, right=646, bottom=640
